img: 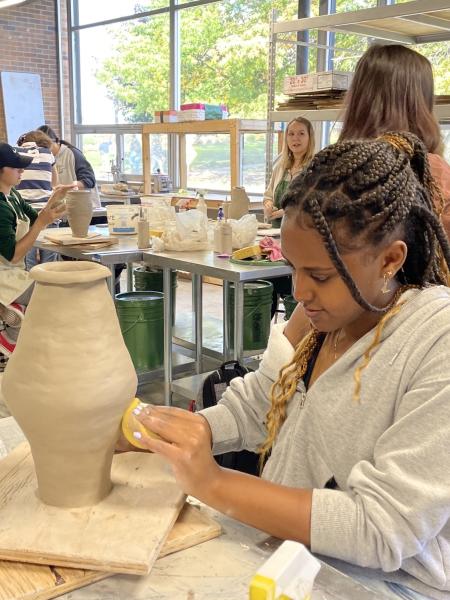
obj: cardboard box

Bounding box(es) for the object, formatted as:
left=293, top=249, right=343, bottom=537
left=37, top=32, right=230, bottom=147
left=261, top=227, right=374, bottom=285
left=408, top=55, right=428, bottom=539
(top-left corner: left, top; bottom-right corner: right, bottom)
left=283, top=71, right=352, bottom=96
left=154, top=110, right=178, bottom=123
left=176, top=109, right=205, bottom=122
left=180, top=103, right=229, bottom=120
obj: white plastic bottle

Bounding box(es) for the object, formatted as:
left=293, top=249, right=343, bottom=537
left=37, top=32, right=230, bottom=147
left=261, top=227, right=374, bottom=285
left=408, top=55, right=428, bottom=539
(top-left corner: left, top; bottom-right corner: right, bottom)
left=196, top=192, right=208, bottom=218
left=220, top=220, right=233, bottom=255
left=137, top=208, right=150, bottom=249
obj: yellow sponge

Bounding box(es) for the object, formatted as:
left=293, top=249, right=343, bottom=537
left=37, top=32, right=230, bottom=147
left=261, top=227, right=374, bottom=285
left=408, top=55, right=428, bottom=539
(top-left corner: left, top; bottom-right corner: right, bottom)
left=121, top=398, right=161, bottom=450
left=232, top=244, right=261, bottom=260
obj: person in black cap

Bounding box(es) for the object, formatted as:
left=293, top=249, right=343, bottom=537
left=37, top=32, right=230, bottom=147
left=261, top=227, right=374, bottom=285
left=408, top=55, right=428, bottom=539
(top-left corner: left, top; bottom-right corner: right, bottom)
left=0, top=142, right=74, bottom=356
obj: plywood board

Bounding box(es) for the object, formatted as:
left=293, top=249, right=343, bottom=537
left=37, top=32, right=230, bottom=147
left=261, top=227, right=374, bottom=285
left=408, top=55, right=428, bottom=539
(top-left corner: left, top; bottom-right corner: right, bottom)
left=0, top=444, right=186, bottom=575
left=0, top=503, right=221, bottom=600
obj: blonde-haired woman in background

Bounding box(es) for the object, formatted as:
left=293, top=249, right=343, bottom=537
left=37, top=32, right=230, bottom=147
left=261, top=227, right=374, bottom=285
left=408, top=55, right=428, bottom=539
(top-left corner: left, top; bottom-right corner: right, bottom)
left=263, top=117, right=315, bottom=228
left=263, top=117, right=315, bottom=317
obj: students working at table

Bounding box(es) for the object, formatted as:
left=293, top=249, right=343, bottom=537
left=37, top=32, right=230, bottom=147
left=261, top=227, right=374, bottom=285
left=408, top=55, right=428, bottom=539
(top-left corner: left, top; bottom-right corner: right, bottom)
left=131, top=132, right=450, bottom=600
left=16, top=129, right=60, bottom=269
left=0, top=142, right=73, bottom=356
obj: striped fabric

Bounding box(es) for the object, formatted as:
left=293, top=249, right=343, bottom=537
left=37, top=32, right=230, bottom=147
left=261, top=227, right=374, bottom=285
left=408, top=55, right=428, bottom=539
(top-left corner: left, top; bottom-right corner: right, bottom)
left=15, top=142, right=54, bottom=201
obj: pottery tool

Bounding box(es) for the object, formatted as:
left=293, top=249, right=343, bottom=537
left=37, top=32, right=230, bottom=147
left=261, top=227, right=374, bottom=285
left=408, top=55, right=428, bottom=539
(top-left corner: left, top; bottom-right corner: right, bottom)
left=249, top=541, right=321, bottom=600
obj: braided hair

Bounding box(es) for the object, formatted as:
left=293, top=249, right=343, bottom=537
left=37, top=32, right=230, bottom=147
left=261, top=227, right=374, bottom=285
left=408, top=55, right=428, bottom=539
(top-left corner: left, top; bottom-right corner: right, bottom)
left=283, top=131, right=450, bottom=309
left=259, top=132, right=450, bottom=467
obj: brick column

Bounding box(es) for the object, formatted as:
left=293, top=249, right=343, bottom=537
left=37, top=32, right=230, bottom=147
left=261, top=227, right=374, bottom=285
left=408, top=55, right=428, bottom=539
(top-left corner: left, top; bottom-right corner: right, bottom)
left=0, top=0, right=71, bottom=142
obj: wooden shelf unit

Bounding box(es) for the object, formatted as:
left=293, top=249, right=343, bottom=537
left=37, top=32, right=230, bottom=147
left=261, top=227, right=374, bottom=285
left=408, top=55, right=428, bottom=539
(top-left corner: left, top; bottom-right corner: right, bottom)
left=141, top=119, right=268, bottom=194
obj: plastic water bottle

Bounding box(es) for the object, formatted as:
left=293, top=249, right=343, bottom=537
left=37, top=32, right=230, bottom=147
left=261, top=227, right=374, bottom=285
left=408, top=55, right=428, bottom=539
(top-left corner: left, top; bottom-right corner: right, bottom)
left=196, top=192, right=208, bottom=218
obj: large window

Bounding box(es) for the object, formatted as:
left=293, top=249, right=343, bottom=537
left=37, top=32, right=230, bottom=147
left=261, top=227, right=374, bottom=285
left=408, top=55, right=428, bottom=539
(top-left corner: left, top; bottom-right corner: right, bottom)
left=69, top=0, right=450, bottom=191
left=73, top=15, right=170, bottom=125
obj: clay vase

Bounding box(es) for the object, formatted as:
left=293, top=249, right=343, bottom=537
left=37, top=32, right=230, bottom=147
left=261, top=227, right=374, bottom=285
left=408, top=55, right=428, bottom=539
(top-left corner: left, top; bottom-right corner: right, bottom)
left=2, top=261, right=138, bottom=508
left=65, top=190, right=94, bottom=237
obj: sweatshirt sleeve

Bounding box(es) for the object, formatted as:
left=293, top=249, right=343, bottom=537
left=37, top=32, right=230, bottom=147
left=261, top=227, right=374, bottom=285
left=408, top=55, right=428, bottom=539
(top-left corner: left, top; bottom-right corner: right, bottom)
left=200, top=323, right=295, bottom=455
left=429, top=153, right=450, bottom=240
left=72, top=147, right=96, bottom=189
left=0, top=202, right=17, bottom=261
left=310, top=332, right=450, bottom=579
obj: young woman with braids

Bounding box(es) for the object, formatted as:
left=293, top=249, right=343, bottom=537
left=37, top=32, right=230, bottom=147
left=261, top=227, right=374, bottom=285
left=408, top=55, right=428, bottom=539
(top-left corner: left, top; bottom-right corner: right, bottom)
left=128, top=133, right=450, bottom=599
left=339, top=43, right=450, bottom=238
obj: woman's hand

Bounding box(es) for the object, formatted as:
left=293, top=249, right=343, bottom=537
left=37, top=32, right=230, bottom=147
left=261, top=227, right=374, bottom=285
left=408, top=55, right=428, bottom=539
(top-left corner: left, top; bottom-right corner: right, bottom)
left=263, top=200, right=274, bottom=220
left=269, top=208, right=284, bottom=221
left=135, top=405, right=222, bottom=499
left=37, top=183, right=76, bottom=227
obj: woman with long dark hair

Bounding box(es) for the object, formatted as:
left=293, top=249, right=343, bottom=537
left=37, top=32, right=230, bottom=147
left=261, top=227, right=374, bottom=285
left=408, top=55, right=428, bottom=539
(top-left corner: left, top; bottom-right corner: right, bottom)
left=339, top=44, right=450, bottom=237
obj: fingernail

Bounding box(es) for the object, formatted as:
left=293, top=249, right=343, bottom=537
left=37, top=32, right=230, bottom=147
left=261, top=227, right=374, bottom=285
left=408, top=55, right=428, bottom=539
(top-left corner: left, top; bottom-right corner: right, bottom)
left=133, top=432, right=142, bottom=440
left=132, top=408, right=141, bottom=415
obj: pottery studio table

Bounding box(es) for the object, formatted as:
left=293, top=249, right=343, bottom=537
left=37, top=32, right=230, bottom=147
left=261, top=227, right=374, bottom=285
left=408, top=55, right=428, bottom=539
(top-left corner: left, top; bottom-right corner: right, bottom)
left=34, top=226, right=142, bottom=295
left=142, top=249, right=292, bottom=405
left=0, top=415, right=388, bottom=600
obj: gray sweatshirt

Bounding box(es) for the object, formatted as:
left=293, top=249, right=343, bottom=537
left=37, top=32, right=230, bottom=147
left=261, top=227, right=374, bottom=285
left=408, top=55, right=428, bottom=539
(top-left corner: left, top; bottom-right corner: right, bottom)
left=201, top=286, right=450, bottom=599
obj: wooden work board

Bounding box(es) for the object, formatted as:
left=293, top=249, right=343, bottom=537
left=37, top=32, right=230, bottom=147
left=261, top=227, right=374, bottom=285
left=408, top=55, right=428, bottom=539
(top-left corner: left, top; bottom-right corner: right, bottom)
left=0, top=502, right=222, bottom=600
left=0, top=443, right=188, bottom=575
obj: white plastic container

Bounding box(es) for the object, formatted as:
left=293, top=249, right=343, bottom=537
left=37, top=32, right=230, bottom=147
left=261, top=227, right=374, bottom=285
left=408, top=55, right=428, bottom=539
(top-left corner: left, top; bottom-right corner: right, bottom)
left=106, top=205, right=140, bottom=235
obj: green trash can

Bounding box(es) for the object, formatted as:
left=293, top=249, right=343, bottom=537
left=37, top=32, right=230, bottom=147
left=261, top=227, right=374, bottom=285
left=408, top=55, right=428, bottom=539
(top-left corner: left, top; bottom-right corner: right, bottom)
left=227, top=280, right=273, bottom=352
left=115, top=291, right=164, bottom=372
left=133, top=266, right=177, bottom=325
left=283, top=295, right=298, bottom=321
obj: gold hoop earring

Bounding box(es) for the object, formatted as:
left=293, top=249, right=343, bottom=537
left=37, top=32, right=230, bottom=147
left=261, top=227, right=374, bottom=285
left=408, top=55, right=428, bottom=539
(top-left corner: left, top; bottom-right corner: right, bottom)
left=381, top=271, right=393, bottom=294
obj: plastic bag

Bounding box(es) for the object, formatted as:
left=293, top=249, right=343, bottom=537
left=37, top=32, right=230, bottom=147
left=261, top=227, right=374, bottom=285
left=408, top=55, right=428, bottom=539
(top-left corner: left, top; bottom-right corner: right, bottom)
left=163, top=209, right=211, bottom=251
left=141, top=198, right=176, bottom=230
left=229, top=213, right=258, bottom=249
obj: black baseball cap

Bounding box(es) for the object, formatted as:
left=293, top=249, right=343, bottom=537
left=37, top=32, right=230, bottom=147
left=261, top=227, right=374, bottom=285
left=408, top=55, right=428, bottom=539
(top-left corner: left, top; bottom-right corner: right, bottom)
left=0, top=142, right=33, bottom=169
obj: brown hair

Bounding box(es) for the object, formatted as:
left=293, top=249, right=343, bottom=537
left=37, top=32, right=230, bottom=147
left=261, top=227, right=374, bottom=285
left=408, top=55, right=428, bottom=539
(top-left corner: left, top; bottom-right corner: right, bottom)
left=280, top=117, right=315, bottom=172
left=339, top=45, right=442, bottom=155
left=17, top=130, right=53, bottom=149
left=259, top=131, right=450, bottom=465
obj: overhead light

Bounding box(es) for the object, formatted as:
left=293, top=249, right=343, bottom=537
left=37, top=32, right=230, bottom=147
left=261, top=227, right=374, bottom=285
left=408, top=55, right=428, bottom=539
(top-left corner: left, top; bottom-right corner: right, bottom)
left=0, top=0, right=28, bottom=8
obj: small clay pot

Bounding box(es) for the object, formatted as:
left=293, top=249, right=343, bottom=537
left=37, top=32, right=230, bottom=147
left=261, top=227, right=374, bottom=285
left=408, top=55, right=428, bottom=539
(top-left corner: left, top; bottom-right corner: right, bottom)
left=65, top=190, right=94, bottom=237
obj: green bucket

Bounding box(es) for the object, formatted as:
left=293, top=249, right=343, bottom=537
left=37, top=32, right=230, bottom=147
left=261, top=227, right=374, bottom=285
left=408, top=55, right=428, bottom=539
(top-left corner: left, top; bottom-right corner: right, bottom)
left=115, top=291, right=164, bottom=372
left=283, top=295, right=298, bottom=321
left=227, top=280, right=273, bottom=352
left=133, top=266, right=177, bottom=325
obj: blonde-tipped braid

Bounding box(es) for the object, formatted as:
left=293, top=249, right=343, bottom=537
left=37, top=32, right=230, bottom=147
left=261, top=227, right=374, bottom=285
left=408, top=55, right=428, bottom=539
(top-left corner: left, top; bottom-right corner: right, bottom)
left=259, top=329, right=320, bottom=467
left=352, top=285, right=417, bottom=402
left=259, top=286, right=416, bottom=465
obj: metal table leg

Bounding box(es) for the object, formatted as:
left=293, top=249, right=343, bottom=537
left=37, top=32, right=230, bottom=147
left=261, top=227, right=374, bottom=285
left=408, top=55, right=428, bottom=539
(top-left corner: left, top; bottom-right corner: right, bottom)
left=192, top=273, right=203, bottom=374
left=163, top=267, right=173, bottom=406
left=107, top=265, right=116, bottom=297
left=233, top=282, right=244, bottom=362
left=223, top=280, right=230, bottom=361
left=126, top=263, right=134, bottom=292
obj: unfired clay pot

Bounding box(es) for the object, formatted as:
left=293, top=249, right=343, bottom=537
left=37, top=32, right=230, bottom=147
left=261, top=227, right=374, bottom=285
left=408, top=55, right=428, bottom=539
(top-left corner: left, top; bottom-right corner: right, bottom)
left=65, top=190, right=94, bottom=237
left=2, top=261, right=137, bottom=508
